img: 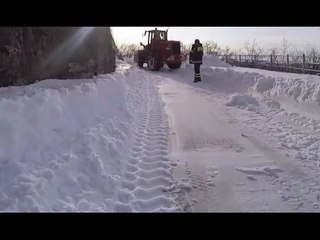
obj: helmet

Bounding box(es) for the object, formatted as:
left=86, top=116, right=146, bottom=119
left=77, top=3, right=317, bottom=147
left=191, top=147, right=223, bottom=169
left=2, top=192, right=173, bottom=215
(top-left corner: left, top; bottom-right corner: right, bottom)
left=195, top=39, right=200, bottom=44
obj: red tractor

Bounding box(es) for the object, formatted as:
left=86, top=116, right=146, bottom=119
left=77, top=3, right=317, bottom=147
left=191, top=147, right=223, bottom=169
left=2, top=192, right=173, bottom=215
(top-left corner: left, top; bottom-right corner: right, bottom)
left=136, top=28, right=182, bottom=71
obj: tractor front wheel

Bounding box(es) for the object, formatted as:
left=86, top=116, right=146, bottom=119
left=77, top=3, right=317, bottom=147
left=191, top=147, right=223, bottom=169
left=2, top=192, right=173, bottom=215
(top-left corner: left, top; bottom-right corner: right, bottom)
left=147, top=57, right=161, bottom=71
left=138, top=59, right=144, bottom=68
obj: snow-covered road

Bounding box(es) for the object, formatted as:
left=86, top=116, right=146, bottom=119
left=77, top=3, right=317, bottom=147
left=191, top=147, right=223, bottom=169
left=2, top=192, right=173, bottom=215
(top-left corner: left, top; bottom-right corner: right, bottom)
left=153, top=56, right=320, bottom=212
left=157, top=70, right=313, bottom=211
left=2, top=55, right=320, bottom=212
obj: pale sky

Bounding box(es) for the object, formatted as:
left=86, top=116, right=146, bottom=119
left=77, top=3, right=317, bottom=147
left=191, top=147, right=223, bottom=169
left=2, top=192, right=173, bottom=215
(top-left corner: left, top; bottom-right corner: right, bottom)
left=111, top=27, right=320, bottom=50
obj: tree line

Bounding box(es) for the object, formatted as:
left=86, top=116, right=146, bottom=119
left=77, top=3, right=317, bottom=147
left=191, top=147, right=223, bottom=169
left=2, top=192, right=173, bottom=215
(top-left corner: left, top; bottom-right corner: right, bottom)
left=116, top=38, right=320, bottom=61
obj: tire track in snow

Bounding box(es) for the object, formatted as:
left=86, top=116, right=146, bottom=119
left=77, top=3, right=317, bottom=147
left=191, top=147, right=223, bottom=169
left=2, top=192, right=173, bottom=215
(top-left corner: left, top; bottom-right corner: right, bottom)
left=116, top=76, right=176, bottom=212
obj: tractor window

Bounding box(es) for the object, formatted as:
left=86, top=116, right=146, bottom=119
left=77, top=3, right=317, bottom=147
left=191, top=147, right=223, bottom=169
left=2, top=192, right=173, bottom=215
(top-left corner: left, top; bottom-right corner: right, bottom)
left=148, top=30, right=168, bottom=44
left=159, top=32, right=165, bottom=40
left=154, top=32, right=160, bottom=41
left=153, top=31, right=166, bottom=41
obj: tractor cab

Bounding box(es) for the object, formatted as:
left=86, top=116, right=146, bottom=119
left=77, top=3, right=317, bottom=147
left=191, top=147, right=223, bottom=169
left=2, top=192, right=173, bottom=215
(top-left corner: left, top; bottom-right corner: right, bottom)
left=147, top=28, right=167, bottom=43
left=140, top=28, right=168, bottom=47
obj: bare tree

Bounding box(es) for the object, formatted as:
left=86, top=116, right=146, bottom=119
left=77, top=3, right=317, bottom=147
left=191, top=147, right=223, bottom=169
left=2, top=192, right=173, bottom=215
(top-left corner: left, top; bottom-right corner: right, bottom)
left=280, top=37, right=290, bottom=56
left=289, top=47, right=304, bottom=56
left=180, top=42, right=192, bottom=61
left=243, top=39, right=266, bottom=64
left=221, top=45, right=231, bottom=55
left=305, top=43, right=319, bottom=62
left=244, top=39, right=265, bottom=56
left=117, top=44, right=139, bottom=58
left=269, top=46, right=279, bottom=63
left=234, top=48, right=244, bottom=55
left=269, top=46, right=279, bottom=56
left=202, top=40, right=221, bottom=55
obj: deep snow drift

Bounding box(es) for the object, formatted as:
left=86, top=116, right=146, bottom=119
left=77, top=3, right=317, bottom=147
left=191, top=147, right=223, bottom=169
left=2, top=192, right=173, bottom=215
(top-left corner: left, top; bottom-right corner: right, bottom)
left=0, top=61, right=176, bottom=212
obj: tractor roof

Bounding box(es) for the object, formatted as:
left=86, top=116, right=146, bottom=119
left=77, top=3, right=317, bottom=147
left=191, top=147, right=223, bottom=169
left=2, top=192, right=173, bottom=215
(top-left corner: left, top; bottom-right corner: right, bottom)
left=146, top=29, right=166, bottom=33
left=144, top=28, right=168, bottom=35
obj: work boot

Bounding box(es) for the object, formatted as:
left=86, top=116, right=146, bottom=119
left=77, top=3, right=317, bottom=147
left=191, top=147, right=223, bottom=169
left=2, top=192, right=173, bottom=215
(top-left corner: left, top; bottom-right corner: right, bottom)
left=194, top=77, right=201, bottom=82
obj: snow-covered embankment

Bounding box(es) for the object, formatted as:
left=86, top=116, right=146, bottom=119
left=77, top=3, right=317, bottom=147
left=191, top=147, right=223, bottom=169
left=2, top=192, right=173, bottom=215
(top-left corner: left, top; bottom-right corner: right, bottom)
left=0, top=62, right=176, bottom=212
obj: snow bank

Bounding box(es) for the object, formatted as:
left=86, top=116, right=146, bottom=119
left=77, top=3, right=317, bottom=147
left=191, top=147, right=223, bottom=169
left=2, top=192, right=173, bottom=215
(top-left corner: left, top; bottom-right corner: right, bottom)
left=202, top=54, right=232, bottom=68
left=181, top=55, right=320, bottom=113
left=180, top=66, right=257, bottom=93
left=226, top=94, right=259, bottom=111
left=0, top=75, right=128, bottom=211
left=191, top=57, right=320, bottom=170
left=265, top=77, right=320, bottom=103
left=0, top=63, right=175, bottom=212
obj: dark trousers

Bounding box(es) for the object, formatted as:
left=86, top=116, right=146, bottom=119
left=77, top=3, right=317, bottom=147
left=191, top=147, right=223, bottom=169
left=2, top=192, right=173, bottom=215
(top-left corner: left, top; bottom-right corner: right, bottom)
left=194, top=63, right=201, bottom=81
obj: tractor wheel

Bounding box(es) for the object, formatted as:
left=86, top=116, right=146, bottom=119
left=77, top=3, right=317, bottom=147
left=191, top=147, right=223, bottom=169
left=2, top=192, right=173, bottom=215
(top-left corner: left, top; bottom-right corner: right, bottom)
left=167, top=63, right=181, bottom=69
left=138, top=60, right=144, bottom=68
left=147, top=57, right=161, bottom=71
